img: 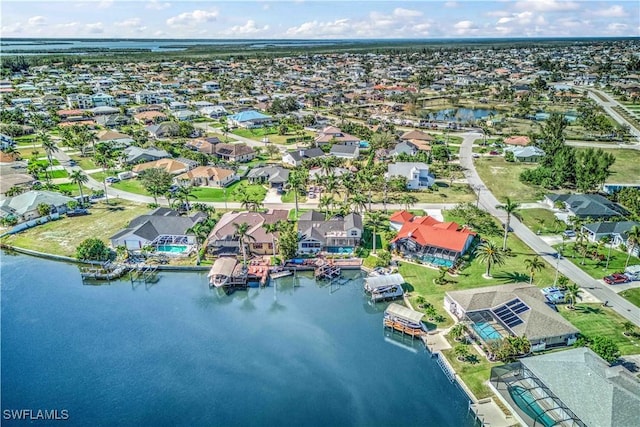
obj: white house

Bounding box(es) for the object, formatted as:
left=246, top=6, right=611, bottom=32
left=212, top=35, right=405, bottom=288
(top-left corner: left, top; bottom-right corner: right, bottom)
left=386, top=162, right=435, bottom=189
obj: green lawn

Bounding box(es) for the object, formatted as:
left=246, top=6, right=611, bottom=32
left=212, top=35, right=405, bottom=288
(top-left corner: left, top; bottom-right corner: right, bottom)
left=580, top=148, right=640, bottom=184
left=372, top=183, right=476, bottom=204
left=232, top=127, right=315, bottom=145
left=287, top=208, right=310, bottom=220
left=554, top=242, right=638, bottom=279
left=517, top=208, right=565, bottom=235
left=111, top=179, right=148, bottom=195
left=191, top=181, right=267, bottom=203
left=280, top=190, right=306, bottom=204
left=400, top=233, right=558, bottom=328
left=1, top=200, right=150, bottom=258
left=558, top=304, right=640, bottom=355
left=14, top=135, right=37, bottom=146
left=474, top=157, right=544, bottom=203
left=42, top=169, right=68, bottom=179
left=620, top=288, right=640, bottom=308
left=441, top=337, right=496, bottom=399
left=69, top=155, right=98, bottom=170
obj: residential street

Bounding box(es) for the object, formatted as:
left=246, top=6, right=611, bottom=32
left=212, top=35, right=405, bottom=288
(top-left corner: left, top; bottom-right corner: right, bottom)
left=459, top=131, right=640, bottom=326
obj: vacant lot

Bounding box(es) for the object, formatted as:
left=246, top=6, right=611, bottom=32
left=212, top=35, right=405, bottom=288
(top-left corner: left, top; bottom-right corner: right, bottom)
left=620, top=288, right=640, bottom=308
left=554, top=242, right=637, bottom=279
left=474, top=157, right=543, bottom=203
left=558, top=304, right=640, bottom=355
left=1, top=200, right=149, bottom=258
left=517, top=208, right=564, bottom=235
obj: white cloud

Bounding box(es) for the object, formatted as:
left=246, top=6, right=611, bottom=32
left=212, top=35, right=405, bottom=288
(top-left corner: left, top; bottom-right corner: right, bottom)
left=486, top=10, right=511, bottom=17
left=392, top=8, right=423, bottom=18
left=285, top=19, right=351, bottom=37
left=607, top=22, right=628, bottom=32
left=97, top=0, right=113, bottom=9
left=166, top=9, right=218, bottom=27
left=514, top=0, right=579, bottom=12
left=443, top=1, right=459, bottom=8
left=453, top=20, right=479, bottom=35
left=27, top=16, right=46, bottom=26
left=85, top=22, right=104, bottom=34
left=146, top=0, right=171, bottom=11
left=591, top=5, right=627, bottom=18
left=225, top=20, right=269, bottom=36
left=1, top=22, right=24, bottom=35
left=114, top=18, right=141, bottom=28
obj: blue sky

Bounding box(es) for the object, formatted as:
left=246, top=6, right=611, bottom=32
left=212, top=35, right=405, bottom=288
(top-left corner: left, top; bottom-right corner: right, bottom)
left=2, top=1, right=639, bottom=39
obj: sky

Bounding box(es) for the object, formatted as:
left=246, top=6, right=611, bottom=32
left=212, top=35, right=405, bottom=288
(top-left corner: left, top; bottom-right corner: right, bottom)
left=1, top=0, right=639, bottom=39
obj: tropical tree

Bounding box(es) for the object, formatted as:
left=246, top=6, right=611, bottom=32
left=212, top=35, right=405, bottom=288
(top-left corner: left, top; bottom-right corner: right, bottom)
left=475, top=240, right=506, bottom=278
left=38, top=131, right=58, bottom=182
left=399, top=193, right=418, bottom=211
left=564, top=283, right=583, bottom=309
left=590, top=336, right=620, bottom=364
left=524, top=256, right=545, bottom=285
left=174, top=184, right=197, bottom=215
left=496, top=197, right=520, bottom=250
left=319, top=195, right=333, bottom=218
left=622, top=321, right=636, bottom=337
left=69, top=170, right=89, bottom=205
left=351, top=193, right=368, bottom=214
left=93, top=149, right=116, bottom=204
left=453, top=344, right=470, bottom=362
left=365, top=211, right=388, bottom=254
left=262, top=221, right=281, bottom=258
left=139, top=168, right=173, bottom=205
left=234, top=222, right=256, bottom=269
left=449, top=323, right=466, bottom=342
left=37, top=203, right=51, bottom=217
left=286, top=168, right=307, bottom=216
left=187, top=219, right=214, bottom=265
left=76, top=238, right=110, bottom=261
left=624, top=225, right=640, bottom=269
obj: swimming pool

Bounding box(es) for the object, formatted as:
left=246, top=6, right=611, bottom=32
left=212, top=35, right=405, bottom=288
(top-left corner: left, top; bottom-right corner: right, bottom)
left=471, top=321, right=502, bottom=341
left=509, top=385, right=557, bottom=427
left=156, top=245, right=188, bottom=253
left=420, top=256, right=453, bottom=268
left=326, top=247, right=354, bottom=254
left=359, top=141, right=370, bottom=148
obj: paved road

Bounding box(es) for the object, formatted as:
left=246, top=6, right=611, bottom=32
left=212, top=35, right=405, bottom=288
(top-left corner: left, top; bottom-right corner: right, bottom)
left=459, top=132, right=640, bottom=326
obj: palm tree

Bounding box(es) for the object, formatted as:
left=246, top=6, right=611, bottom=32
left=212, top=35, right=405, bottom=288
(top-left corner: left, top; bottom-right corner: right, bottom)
left=187, top=221, right=212, bottom=265
left=287, top=168, right=307, bottom=216
left=454, top=344, right=470, bottom=362
left=351, top=193, right=368, bottom=214
left=262, top=221, right=280, bottom=258
left=93, top=152, right=114, bottom=204
left=233, top=222, right=255, bottom=269
left=449, top=323, right=466, bottom=342
left=475, top=240, right=506, bottom=278
left=399, top=193, right=418, bottom=211
left=319, top=195, right=333, bottom=218
left=38, top=132, right=58, bottom=182
left=365, top=211, right=388, bottom=254
left=175, top=184, right=197, bottom=215
left=624, top=225, right=640, bottom=269
left=524, top=256, right=545, bottom=285
left=496, top=197, right=520, bottom=250
left=564, top=283, right=583, bottom=309
left=69, top=170, right=89, bottom=205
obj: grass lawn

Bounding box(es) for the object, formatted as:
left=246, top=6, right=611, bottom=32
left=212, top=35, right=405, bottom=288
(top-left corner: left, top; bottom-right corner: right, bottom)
left=14, top=135, right=37, bottom=146
left=280, top=191, right=306, bottom=204
left=619, top=288, right=640, bottom=308
left=191, top=181, right=267, bottom=203
left=372, top=183, right=476, bottom=204
left=517, top=208, right=565, bottom=235
left=580, top=148, right=640, bottom=184
left=400, top=232, right=558, bottom=329
left=474, top=157, right=545, bottom=203
left=1, top=200, right=149, bottom=258
left=553, top=242, right=638, bottom=279
left=111, top=179, right=148, bottom=195
left=441, top=337, right=496, bottom=400
left=69, top=155, right=98, bottom=170
left=233, top=128, right=315, bottom=145
left=287, top=208, right=310, bottom=220
left=558, top=304, right=640, bottom=355
left=42, top=169, right=68, bottom=179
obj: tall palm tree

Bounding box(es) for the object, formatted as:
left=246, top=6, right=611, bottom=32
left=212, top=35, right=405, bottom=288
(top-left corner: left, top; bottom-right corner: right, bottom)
left=39, top=131, right=58, bottom=182
left=262, top=221, right=280, bottom=258
left=175, top=184, right=197, bottom=215
left=624, top=225, right=640, bottom=269
left=233, top=222, right=255, bottom=269
left=365, top=211, right=388, bottom=254
left=319, top=195, right=333, bottom=218
left=187, top=221, right=212, bottom=265
left=286, top=168, right=307, bottom=216
left=69, top=170, right=89, bottom=205
left=399, top=193, right=418, bottom=211
left=496, top=197, right=520, bottom=250
left=600, top=235, right=613, bottom=270
left=564, top=283, right=583, bottom=309
left=475, top=240, right=506, bottom=278
left=524, top=256, right=545, bottom=285
left=93, top=152, right=114, bottom=204
left=351, top=193, right=368, bottom=214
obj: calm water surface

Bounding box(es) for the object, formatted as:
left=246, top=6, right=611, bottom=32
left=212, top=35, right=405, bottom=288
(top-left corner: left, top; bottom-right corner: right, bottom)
left=1, top=253, right=473, bottom=426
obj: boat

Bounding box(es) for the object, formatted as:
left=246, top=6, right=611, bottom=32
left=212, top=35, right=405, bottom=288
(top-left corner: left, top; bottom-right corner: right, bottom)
left=270, top=267, right=293, bottom=279
left=383, top=303, right=427, bottom=337
left=364, top=273, right=405, bottom=302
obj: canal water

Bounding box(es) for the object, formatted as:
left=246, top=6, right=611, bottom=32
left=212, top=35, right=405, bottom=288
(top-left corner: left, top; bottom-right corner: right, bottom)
left=1, top=253, right=473, bottom=426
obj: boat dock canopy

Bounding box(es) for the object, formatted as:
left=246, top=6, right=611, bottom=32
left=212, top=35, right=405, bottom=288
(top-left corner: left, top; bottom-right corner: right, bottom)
left=365, top=273, right=405, bottom=291
left=208, top=257, right=238, bottom=279
left=385, top=303, right=424, bottom=324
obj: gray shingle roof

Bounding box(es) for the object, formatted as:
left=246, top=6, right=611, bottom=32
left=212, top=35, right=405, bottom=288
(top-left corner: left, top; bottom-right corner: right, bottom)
left=547, top=194, right=628, bottom=218
left=298, top=212, right=363, bottom=243
left=110, top=209, right=202, bottom=242
left=583, top=221, right=640, bottom=237
left=520, top=347, right=640, bottom=427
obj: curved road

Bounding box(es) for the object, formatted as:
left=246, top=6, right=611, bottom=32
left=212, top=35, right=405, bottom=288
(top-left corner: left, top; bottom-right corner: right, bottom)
left=459, top=131, right=640, bottom=326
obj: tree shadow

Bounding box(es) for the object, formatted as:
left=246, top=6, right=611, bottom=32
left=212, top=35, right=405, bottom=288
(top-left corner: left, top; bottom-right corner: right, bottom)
left=492, top=271, right=530, bottom=283
left=574, top=305, right=602, bottom=315
left=402, top=283, right=415, bottom=293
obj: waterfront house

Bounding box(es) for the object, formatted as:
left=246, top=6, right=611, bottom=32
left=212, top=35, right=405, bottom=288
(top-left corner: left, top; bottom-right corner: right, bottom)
left=207, top=210, right=289, bottom=256
left=445, top=283, right=579, bottom=352
left=109, top=207, right=205, bottom=250
left=386, top=162, right=435, bottom=189
left=545, top=193, right=628, bottom=221
left=0, top=190, right=75, bottom=222
left=214, top=143, right=256, bottom=163
left=490, top=347, right=640, bottom=427
left=0, top=173, right=35, bottom=197
left=389, top=211, right=476, bottom=266
left=175, top=166, right=238, bottom=188
left=123, top=146, right=170, bottom=165
left=282, top=148, right=325, bottom=167
left=246, top=166, right=290, bottom=189
left=297, top=211, right=363, bottom=255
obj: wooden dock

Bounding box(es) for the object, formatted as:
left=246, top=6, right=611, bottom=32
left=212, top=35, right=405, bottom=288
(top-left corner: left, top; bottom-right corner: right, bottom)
left=383, top=319, right=426, bottom=338
left=80, top=262, right=128, bottom=282
left=315, top=262, right=341, bottom=280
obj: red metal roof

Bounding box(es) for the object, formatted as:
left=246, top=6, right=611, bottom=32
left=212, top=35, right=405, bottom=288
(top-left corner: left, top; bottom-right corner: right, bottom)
left=390, top=214, right=475, bottom=252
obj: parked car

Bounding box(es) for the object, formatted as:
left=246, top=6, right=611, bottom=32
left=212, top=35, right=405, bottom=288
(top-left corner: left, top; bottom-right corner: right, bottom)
left=563, top=230, right=576, bottom=238
left=489, top=150, right=499, bottom=155
left=472, top=153, right=481, bottom=158
left=105, top=176, right=120, bottom=184
left=603, top=273, right=629, bottom=285
left=67, top=208, right=89, bottom=217
left=168, top=185, right=180, bottom=194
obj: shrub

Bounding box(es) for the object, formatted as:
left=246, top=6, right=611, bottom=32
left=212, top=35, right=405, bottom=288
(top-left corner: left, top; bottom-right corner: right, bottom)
left=76, top=238, right=111, bottom=261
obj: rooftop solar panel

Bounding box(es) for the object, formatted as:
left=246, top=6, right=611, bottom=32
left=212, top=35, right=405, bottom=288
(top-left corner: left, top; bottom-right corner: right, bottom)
left=491, top=298, right=530, bottom=331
